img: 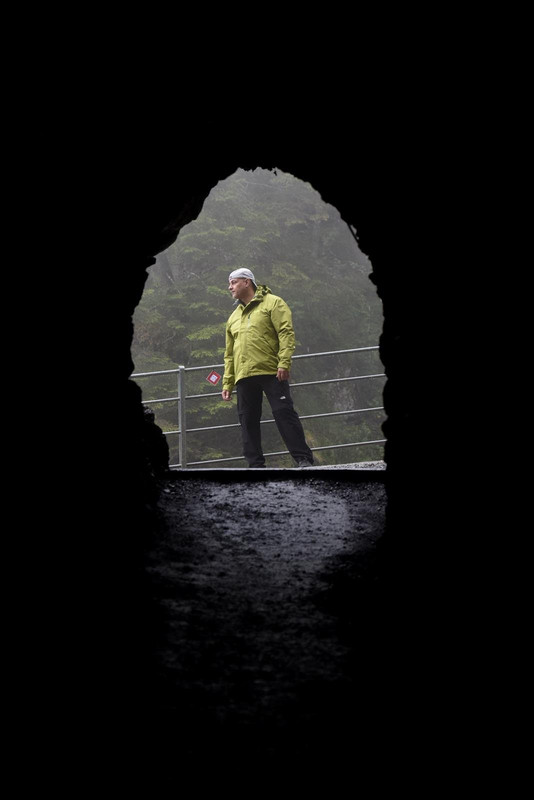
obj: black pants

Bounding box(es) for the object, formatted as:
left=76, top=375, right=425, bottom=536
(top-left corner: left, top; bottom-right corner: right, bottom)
left=236, top=375, right=314, bottom=467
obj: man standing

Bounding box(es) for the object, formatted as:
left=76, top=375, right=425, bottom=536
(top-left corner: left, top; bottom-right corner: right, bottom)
left=221, top=268, right=314, bottom=468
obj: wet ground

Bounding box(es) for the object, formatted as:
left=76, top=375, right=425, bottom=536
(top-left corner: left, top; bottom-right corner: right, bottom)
left=140, top=472, right=388, bottom=768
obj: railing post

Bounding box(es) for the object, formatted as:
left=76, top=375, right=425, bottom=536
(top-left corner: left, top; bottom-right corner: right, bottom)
left=178, top=366, right=187, bottom=469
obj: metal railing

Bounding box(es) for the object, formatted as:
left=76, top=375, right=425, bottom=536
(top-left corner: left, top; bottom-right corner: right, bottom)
left=132, top=346, right=386, bottom=469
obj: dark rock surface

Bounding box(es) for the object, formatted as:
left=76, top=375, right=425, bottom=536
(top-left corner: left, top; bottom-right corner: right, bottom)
left=138, top=474, right=388, bottom=768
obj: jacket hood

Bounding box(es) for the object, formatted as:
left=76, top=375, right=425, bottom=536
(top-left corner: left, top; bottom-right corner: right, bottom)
left=234, top=284, right=271, bottom=306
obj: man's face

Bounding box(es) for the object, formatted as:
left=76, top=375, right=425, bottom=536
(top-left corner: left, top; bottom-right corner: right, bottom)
left=228, top=277, right=249, bottom=301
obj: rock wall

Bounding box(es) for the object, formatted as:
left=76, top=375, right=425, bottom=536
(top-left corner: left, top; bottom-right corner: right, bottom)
left=53, top=139, right=450, bottom=750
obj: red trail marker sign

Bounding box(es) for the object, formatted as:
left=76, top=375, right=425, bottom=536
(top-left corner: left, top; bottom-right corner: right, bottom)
left=206, top=370, right=222, bottom=386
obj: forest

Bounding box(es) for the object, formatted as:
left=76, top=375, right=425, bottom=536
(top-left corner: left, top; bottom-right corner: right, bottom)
left=131, top=168, right=386, bottom=468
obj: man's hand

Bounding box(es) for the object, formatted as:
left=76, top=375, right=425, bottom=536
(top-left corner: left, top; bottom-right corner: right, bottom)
left=221, top=390, right=232, bottom=401
left=277, top=368, right=290, bottom=382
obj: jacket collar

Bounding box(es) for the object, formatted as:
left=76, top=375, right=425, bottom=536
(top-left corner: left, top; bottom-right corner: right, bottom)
left=236, top=284, right=271, bottom=311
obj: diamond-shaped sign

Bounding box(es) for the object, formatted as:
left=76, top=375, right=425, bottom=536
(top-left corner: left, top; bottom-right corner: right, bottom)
left=206, top=370, right=222, bottom=385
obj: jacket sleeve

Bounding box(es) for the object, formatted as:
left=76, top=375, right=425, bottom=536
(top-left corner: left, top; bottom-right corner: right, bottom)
left=270, top=299, right=296, bottom=370
left=223, top=322, right=235, bottom=392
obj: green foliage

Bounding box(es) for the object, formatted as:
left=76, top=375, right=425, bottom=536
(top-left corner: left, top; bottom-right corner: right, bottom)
left=131, top=167, right=386, bottom=467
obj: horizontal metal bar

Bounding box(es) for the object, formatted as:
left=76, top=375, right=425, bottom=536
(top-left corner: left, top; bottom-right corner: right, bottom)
left=183, top=362, right=225, bottom=373
left=133, top=368, right=181, bottom=378
left=297, top=407, right=384, bottom=421
left=292, top=346, right=379, bottom=360
left=179, top=347, right=380, bottom=374
left=183, top=390, right=232, bottom=400
left=142, top=391, right=224, bottom=402
left=185, top=421, right=241, bottom=433
left=180, top=406, right=385, bottom=434
left=141, top=396, right=180, bottom=405
left=174, top=347, right=382, bottom=378
left=178, top=439, right=386, bottom=467
left=131, top=347, right=381, bottom=380
left=185, top=373, right=385, bottom=398
left=141, top=374, right=386, bottom=405
left=290, top=374, right=385, bottom=388
left=309, top=439, right=386, bottom=452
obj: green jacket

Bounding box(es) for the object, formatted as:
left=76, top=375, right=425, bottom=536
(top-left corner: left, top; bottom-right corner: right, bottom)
left=223, top=285, right=296, bottom=393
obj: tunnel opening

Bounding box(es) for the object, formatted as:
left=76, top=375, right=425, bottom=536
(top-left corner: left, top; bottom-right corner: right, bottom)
left=130, top=166, right=386, bottom=471
left=111, top=163, right=393, bottom=760
left=41, top=127, right=471, bottom=778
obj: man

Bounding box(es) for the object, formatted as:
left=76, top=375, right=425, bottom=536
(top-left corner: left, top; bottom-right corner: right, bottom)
left=221, top=267, right=314, bottom=468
